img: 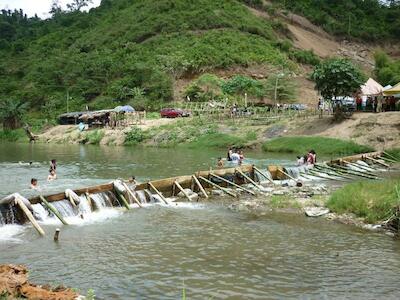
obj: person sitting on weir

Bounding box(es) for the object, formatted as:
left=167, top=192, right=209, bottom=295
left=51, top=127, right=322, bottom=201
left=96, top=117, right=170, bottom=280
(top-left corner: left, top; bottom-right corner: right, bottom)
left=297, top=155, right=305, bottom=166
left=217, top=157, right=224, bottom=168
left=307, top=150, right=317, bottom=166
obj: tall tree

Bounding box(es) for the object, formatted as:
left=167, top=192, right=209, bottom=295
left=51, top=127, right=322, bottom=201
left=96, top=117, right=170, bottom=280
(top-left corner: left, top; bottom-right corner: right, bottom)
left=0, top=99, right=28, bottom=129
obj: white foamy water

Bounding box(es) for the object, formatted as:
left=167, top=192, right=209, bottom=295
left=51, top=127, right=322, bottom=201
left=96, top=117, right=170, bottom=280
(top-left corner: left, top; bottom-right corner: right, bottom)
left=0, top=224, right=25, bottom=243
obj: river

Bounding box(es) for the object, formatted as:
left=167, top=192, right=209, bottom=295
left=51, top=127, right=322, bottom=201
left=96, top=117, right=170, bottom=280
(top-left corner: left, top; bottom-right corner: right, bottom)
left=1, top=142, right=400, bottom=299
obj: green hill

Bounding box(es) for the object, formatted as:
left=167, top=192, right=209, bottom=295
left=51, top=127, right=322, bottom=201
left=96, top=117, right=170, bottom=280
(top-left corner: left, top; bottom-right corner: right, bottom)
left=0, top=0, right=399, bottom=118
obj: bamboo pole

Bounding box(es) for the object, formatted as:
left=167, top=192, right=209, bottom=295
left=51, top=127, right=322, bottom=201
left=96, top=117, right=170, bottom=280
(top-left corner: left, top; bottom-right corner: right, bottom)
left=278, top=169, right=297, bottom=182
left=174, top=181, right=192, bottom=201
left=198, top=176, right=237, bottom=197
left=314, top=165, right=354, bottom=180
left=379, top=156, right=398, bottom=164
left=342, top=160, right=379, bottom=177
left=122, top=182, right=142, bottom=208
left=85, top=193, right=93, bottom=211
left=253, top=166, right=274, bottom=184
left=383, top=151, right=399, bottom=162
left=148, top=182, right=168, bottom=204
left=365, top=156, right=390, bottom=168
left=67, top=195, right=77, bottom=207
left=330, top=165, right=379, bottom=179
left=114, top=190, right=130, bottom=210
left=236, top=168, right=261, bottom=190
left=210, top=173, right=256, bottom=195
left=307, top=169, right=345, bottom=181
left=192, top=175, right=208, bottom=198
left=39, top=195, right=68, bottom=225
left=15, top=196, right=45, bottom=236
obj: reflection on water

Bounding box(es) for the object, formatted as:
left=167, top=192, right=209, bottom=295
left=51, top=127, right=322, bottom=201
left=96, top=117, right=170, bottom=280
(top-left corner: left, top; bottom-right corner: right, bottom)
left=0, top=205, right=400, bottom=299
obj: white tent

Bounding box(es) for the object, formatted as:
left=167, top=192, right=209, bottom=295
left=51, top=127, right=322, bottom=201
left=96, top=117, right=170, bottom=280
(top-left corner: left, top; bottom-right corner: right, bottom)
left=360, top=78, right=383, bottom=96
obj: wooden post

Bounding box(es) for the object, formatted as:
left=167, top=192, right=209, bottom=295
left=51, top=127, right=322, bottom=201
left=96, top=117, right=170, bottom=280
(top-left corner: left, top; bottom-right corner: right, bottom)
left=235, top=168, right=261, bottom=190
left=15, top=196, right=45, bottom=236
left=253, top=166, right=274, bottom=184
left=40, top=195, right=69, bottom=225
left=148, top=182, right=168, bottom=204
left=192, top=175, right=208, bottom=198
left=174, top=181, right=192, bottom=201
left=54, top=228, right=60, bottom=242
left=198, top=176, right=237, bottom=197
left=122, top=182, right=142, bottom=208
left=210, top=173, right=255, bottom=195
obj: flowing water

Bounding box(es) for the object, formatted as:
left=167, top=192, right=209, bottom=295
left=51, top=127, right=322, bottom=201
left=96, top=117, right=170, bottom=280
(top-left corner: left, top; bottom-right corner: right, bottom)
left=1, top=142, right=400, bottom=299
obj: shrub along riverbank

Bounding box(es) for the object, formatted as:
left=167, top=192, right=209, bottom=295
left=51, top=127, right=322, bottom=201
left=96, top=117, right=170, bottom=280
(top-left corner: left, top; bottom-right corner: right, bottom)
left=262, top=136, right=374, bottom=157
left=327, top=177, right=400, bottom=223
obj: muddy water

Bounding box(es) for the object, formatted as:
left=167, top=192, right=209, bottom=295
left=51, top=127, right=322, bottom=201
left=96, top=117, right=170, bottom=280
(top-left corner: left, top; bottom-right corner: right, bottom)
left=1, top=143, right=400, bottom=299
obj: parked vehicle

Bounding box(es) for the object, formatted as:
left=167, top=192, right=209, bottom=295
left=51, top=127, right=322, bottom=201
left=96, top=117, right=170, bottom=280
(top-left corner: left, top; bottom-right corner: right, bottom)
left=160, top=108, right=190, bottom=118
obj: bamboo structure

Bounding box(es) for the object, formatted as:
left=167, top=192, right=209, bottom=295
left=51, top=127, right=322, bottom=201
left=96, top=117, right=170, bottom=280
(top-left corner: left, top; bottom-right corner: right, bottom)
left=122, top=182, right=142, bottom=208
left=148, top=182, right=168, bottom=204
left=39, top=196, right=69, bottom=225
left=174, top=181, right=192, bottom=201
left=192, top=175, right=208, bottom=198
left=198, top=176, right=237, bottom=197
left=210, top=173, right=255, bottom=195
left=15, top=196, right=45, bottom=236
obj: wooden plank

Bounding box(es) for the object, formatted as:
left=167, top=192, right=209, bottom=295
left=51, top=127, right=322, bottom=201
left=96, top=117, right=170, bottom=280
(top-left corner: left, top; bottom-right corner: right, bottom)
left=192, top=175, right=208, bottom=198
left=235, top=168, right=260, bottom=190
left=122, top=182, right=142, bottom=208
left=198, top=176, right=237, bottom=197
left=210, top=173, right=255, bottom=195
left=15, top=196, right=45, bottom=236
left=253, top=166, right=274, bottom=184
left=148, top=182, right=168, bottom=204
left=365, top=156, right=390, bottom=168
left=174, top=181, right=192, bottom=201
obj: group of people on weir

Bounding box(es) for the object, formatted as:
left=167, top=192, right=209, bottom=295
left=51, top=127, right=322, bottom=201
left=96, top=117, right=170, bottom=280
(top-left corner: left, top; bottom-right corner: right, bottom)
left=217, top=148, right=245, bottom=168
left=296, top=150, right=317, bottom=166
left=29, top=159, right=57, bottom=190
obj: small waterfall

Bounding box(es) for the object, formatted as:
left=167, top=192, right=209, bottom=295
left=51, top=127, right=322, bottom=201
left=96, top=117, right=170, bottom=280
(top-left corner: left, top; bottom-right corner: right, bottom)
left=104, top=191, right=121, bottom=207
left=52, top=200, right=76, bottom=217
left=285, top=167, right=300, bottom=179
left=90, top=193, right=112, bottom=210
left=136, top=190, right=148, bottom=204
left=0, top=211, right=5, bottom=225
left=32, top=204, right=50, bottom=221
left=6, top=205, right=16, bottom=224
left=78, top=195, right=92, bottom=214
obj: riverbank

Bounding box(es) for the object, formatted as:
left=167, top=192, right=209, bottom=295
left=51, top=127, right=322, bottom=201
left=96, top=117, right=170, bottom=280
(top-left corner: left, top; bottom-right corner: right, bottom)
left=3, top=112, right=398, bottom=155
left=0, top=264, right=81, bottom=300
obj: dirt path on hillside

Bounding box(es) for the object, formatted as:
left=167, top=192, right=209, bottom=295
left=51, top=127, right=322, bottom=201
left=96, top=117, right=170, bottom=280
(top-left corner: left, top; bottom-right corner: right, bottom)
left=288, top=112, right=400, bottom=150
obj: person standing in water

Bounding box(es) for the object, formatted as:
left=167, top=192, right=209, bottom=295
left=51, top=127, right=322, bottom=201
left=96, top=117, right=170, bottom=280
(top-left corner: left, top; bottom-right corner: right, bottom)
left=47, top=169, right=57, bottom=181
left=50, top=159, right=57, bottom=172
left=30, top=178, right=38, bottom=189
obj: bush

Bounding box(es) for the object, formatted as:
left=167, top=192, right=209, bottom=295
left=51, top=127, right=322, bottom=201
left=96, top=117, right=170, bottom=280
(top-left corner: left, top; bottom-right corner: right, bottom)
left=85, top=130, right=104, bottom=144
left=125, top=127, right=147, bottom=145
left=289, top=49, right=320, bottom=66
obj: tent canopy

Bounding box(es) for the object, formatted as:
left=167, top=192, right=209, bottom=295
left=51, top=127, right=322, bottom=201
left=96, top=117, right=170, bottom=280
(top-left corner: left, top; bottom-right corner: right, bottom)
left=383, top=82, right=400, bottom=96
left=360, top=78, right=383, bottom=96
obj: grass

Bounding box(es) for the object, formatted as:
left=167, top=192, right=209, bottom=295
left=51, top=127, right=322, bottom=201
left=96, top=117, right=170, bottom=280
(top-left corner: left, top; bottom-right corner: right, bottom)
left=385, top=148, right=400, bottom=161
left=327, top=178, right=400, bottom=223
left=269, top=195, right=301, bottom=209
left=186, top=133, right=247, bottom=149
left=262, top=136, right=373, bottom=157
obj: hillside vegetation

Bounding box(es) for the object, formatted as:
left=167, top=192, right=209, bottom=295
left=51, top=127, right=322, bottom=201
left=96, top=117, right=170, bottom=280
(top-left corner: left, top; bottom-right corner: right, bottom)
left=0, top=0, right=399, bottom=120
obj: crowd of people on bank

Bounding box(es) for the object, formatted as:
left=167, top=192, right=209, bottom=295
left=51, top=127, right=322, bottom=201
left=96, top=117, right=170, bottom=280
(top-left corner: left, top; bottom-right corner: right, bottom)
left=216, top=147, right=245, bottom=168
left=29, top=159, right=57, bottom=190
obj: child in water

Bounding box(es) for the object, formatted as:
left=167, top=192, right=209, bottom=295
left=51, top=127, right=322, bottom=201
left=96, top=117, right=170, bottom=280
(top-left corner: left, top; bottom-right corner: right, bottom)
left=30, top=178, right=38, bottom=189
left=47, top=169, right=57, bottom=181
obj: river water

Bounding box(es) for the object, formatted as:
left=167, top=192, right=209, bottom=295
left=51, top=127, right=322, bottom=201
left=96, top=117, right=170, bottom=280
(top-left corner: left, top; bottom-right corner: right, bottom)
left=1, top=142, right=400, bottom=299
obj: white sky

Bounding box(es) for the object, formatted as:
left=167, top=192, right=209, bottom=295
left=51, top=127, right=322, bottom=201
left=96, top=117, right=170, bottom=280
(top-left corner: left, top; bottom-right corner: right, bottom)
left=0, top=0, right=101, bottom=18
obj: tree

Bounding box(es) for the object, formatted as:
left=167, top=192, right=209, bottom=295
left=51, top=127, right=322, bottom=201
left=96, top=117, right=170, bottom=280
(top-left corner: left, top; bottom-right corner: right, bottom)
left=311, top=58, right=365, bottom=100
left=264, top=73, right=296, bottom=103
left=67, top=0, right=93, bottom=12
left=0, top=99, right=29, bottom=129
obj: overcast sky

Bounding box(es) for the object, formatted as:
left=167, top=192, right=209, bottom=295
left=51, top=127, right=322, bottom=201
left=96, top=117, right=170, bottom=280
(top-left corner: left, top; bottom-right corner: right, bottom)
left=0, top=0, right=101, bottom=18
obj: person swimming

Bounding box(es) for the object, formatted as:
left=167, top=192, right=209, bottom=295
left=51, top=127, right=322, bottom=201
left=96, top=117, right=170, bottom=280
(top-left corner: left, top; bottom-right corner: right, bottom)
left=47, top=169, right=57, bottom=181
left=30, top=178, right=38, bottom=189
